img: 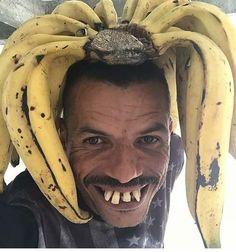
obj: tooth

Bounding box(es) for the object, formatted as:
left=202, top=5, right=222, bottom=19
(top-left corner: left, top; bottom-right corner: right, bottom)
left=132, top=189, right=141, bottom=202
left=111, top=191, right=120, bottom=204
left=122, top=192, right=131, bottom=202
left=104, top=191, right=113, bottom=201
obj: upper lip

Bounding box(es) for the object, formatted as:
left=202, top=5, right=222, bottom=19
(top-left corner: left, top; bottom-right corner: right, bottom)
left=94, top=184, right=147, bottom=193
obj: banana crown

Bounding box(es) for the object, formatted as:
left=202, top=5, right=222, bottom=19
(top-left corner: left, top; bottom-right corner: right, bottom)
left=0, top=0, right=235, bottom=248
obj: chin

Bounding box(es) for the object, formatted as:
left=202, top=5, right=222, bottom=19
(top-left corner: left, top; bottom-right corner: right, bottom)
left=102, top=214, right=146, bottom=228
left=95, top=202, right=150, bottom=228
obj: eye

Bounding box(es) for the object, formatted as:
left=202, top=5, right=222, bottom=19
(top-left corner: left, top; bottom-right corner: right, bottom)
left=83, top=136, right=103, bottom=145
left=137, top=135, right=160, bottom=145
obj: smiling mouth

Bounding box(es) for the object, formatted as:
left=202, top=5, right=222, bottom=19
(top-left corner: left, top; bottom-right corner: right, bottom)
left=93, top=184, right=149, bottom=209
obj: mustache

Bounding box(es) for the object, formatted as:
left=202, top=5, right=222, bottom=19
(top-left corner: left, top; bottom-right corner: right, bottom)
left=84, top=175, right=160, bottom=188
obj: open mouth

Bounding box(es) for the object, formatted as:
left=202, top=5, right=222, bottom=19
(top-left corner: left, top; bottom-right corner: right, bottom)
left=92, top=184, right=149, bottom=210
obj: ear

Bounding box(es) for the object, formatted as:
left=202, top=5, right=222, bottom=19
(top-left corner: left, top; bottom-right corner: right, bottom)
left=56, top=118, right=68, bottom=151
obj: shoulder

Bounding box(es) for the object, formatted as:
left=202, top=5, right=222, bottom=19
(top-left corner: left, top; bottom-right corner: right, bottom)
left=0, top=175, right=39, bottom=247
left=3, top=171, right=44, bottom=206
left=4, top=171, right=38, bottom=196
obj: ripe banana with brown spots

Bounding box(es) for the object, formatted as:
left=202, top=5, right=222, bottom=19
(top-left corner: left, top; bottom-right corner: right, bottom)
left=10, top=146, right=20, bottom=168
left=3, top=14, right=97, bottom=52
left=0, top=0, right=236, bottom=248
left=52, top=0, right=103, bottom=30
left=154, top=48, right=179, bottom=133
left=122, top=0, right=173, bottom=24
left=121, top=0, right=139, bottom=23
left=152, top=30, right=234, bottom=247
left=94, top=0, right=118, bottom=28
left=0, top=34, right=93, bottom=193
left=139, top=0, right=190, bottom=29
left=2, top=38, right=92, bottom=223
left=175, top=44, right=205, bottom=220
left=139, top=1, right=236, bottom=160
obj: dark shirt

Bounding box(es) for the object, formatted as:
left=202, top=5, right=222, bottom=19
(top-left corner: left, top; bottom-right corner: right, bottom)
left=0, top=133, right=184, bottom=248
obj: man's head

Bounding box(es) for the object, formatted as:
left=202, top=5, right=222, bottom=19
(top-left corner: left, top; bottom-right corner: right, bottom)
left=59, top=60, right=172, bottom=228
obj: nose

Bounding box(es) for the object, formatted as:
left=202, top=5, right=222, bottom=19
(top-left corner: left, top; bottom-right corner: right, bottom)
left=103, top=144, right=143, bottom=184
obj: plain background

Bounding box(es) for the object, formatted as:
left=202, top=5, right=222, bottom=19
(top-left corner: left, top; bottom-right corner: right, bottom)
left=2, top=14, right=236, bottom=250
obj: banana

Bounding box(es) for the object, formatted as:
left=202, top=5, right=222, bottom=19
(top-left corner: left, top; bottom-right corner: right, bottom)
left=3, top=14, right=97, bottom=52
left=2, top=39, right=92, bottom=223
left=140, top=0, right=190, bottom=29
left=154, top=48, right=179, bottom=133
left=152, top=30, right=234, bottom=247
left=175, top=44, right=205, bottom=220
left=130, top=0, right=190, bottom=24
left=130, top=0, right=152, bottom=24
left=121, top=0, right=139, bottom=23
left=139, top=1, right=236, bottom=159
left=165, top=26, right=189, bottom=143
left=47, top=56, right=78, bottom=120
left=0, top=0, right=234, bottom=246
left=52, top=0, right=103, bottom=31
left=148, top=0, right=174, bottom=11
left=10, top=146, right=20, bottom=167
left=0, top=34, right=91, bottom=193
left=94, top=0, right=118, bottom=28
left=184, top=45, right=205, bottom=221
left=175, top=46, right=190, bottom=147
left=0, top=139, right=12, bottom=193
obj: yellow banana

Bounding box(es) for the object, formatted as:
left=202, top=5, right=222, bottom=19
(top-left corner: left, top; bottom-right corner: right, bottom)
left=140, top=0, right=190, bottom=29
left=130, top=0, right=177, bottom=24
left=154, top=48, right=179, bottom=133
left=184, top=45, right=205, bottom=221
left=46, top=56, right=78, bottom=120
left=130, top=0, right=152, bottom=24
left=175, top=44, right=205, bottom=220
left=3, top=14, right=97, bottom=52
left=152, top=30, right=234, bottom=247
left=175, top=46, right=191, bottom=147
left=94, top=0, right=118, bottom=28
left=52, top=0, right=103, bottom=30
left=0, top=139, right=12, bottom=193
left=148, top=0, right=174, bottom=10
left=0, top=34, right=92, bottom=193
left=121, top=0, right=139, bottom=23
left=2, top=39, right=92, bottom=223
left=10, top=146, right=20, bottom=168
left=140, top=1, right=236, bottom=159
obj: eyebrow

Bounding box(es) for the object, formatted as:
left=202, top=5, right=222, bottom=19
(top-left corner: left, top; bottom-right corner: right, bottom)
left=139, top=123, right=168, bottom=135
left=77, top=127, right=111, bottom=136
left=77, top=122, right=168, bottom=137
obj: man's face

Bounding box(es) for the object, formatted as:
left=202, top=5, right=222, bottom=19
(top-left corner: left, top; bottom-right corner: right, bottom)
left=61, top=78, right=172, bottom=228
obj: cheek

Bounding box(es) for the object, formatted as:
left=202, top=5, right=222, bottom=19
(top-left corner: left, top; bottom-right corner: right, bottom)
left=68, top=145, right=170, bottom=182
left=138, top=142, right=170, bottom=179
left=68, top=151, right=99, bottom=179
left=143, top=151, right=170, bottom=177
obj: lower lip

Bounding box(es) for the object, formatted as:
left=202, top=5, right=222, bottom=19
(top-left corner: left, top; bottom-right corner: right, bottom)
left=92, top=185, right=149, bottom=211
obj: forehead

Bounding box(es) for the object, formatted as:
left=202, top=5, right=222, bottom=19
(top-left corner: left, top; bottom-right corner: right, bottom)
left=69, top=77, right=167, bottom=111
left=66, top=78, right=169, bottom=132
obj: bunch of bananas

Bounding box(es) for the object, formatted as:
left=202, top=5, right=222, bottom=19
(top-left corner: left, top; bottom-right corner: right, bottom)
left=0, top=0, right=235, bottom=248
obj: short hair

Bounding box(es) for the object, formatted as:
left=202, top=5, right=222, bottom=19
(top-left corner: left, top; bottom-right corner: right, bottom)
left=62, top=60, right=170, bottom=121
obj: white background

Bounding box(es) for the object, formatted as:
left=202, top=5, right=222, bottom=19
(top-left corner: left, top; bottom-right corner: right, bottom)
left=2, top=14, right=236, bottom=250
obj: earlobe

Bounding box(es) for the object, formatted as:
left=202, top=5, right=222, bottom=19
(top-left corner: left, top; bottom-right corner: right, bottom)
left=56, top=118, right=68, bottom=150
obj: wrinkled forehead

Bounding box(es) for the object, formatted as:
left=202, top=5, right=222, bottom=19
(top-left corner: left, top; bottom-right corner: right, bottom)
left=65, top=78, right=170, bottom=127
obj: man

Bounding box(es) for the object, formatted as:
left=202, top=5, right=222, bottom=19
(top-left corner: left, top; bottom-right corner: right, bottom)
left=0, top=60, right=184, bottom=248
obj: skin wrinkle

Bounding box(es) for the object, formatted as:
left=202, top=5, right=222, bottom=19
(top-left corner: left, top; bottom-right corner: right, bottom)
left=59, top=75, right=172, bottom=228
left=69, top=111, right=169, bottom=143
left=65, top=78, right=170, bottom=126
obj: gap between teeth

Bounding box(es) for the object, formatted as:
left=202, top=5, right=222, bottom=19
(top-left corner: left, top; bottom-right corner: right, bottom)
left=104, top=189, right=141, bottom=204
